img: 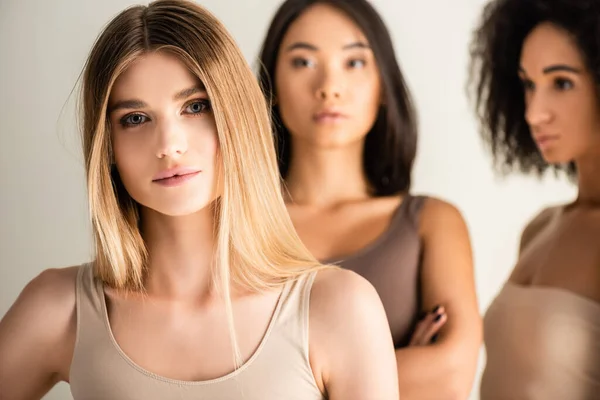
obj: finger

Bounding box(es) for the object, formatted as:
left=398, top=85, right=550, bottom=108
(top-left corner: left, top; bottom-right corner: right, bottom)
left=419, top=312, right=447, bottom=345
left=413, top=306, right=446, bottom=346
left=410, top=305, right=443, bottom=346
left=408, top=311, right=432, bottom=346
left=409, top=320, right=426, bottom=346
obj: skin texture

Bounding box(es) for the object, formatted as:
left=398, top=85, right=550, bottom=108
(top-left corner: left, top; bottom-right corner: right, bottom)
left=0, top=51, right=399, bottom=400
left=509, top=23, right=600, bottom=304
left=518, top=23, right=600, bottom=166
left=275, top=4, right=382, bottom=151
left=274, top=4, right=482, bottom=399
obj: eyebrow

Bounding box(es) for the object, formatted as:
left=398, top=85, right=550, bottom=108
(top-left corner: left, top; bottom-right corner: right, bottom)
left=285, top=41, right=370, bottom=52
left=518, top=64, right=582, bottom=75
left=108, top=85, right=206, bottom=114
left=173, top=85, right=206, bottom=101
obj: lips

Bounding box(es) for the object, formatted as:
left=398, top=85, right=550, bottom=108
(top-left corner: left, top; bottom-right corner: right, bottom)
left=534, top=134, right=560, bottom=150
left=534, top=134, right=560, bottom=144
left=313, top=109, right=347, bottom=122
left=152, top=166, right=201, bottom=182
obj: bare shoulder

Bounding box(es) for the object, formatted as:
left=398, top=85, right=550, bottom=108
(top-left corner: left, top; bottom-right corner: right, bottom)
left=310, top=268, right=381, bottom=317
left=308, top=268, right=398, bottom=398
left=419, top=196, right=468, bottom=236
left=308, top=267, right=388, bottom=352
left=420, top=196, right=464, bottom=217
left=1, top=265, right=79, bottom=340
left=519, top=206, right=560, bottom=253
left=13, top=266, right=79, bottom=314
left=523, top=206, right=558, bottom=232
left=0, top=266, right=79, bottom=377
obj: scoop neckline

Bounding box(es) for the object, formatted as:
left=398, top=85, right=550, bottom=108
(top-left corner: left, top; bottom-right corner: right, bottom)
left=321, top=194, right=412, bottom=265
left=96, top=278, right=289, bottom=385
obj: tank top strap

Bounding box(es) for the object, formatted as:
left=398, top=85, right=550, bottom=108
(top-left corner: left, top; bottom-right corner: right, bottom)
left=393, top=194, right=427, bottom=229
left=71, top=262, right=116, bottom=382
left=271, top=270, right=319, bottom=363
left=75, top=262, right=107, bottom=334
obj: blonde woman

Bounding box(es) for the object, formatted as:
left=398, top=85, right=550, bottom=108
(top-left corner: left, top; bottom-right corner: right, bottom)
left=0, top=1, right=398, bottom=399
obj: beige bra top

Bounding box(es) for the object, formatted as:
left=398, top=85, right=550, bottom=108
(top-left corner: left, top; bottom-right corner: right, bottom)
left=481, top=282, right=600, bottom=400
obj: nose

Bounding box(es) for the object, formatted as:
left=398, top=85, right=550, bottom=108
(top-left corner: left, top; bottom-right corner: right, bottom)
left=525, top=91, right=553, bottom=127
left=155, top=119, right=188, bottom=159
left=314, top=68, right=342, bottom=101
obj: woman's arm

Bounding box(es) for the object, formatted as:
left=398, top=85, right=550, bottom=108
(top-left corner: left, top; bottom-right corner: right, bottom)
left=396, top=198, right=482, bottom=400
left=309, top=268, right=399, bottom=399
left=0, top=267, right=77, bottom=400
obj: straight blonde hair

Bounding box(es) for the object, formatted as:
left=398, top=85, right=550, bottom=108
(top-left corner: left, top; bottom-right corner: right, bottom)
left=81, top=0, right=328, bottom=364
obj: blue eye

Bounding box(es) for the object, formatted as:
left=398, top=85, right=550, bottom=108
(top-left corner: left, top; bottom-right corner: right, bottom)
left=184, top=100, right=211, bottom=114
left=120, top=113, right=149, bottom=127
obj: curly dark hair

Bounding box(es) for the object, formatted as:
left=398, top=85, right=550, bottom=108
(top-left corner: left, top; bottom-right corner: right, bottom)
left=469, top=0, right=600, bottom=178
left=257, top=0, right=417, bottom=196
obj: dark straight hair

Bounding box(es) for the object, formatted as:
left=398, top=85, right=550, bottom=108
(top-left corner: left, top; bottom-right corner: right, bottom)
left=258, top=0, right=418, bottom=196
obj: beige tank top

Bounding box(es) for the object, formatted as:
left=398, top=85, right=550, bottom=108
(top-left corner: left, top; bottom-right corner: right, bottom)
left=481, top=282, right=600, bottom=399
left=69, top=263, right=324, bottom=400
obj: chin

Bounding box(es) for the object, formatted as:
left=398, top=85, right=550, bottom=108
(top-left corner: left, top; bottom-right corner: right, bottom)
left=158, top=206, right=212, bottom=217
left=311, top=132, right=364, bottom=148
left=141, top=197, right=217, bottom=218
left=539, top=151, right=572, bottom=166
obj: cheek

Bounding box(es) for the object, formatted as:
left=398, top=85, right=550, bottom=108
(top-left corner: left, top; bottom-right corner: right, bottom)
left=561, top=94, right=599, bottom=143
left=277, top=72, right=310, bottom=108
left=188, top=120, right=219, bottom=164
left=580, top=93, right=600, bottom=135
left=193, top=130, right=222, bottom=199
left=274, top=59, right=300, bottom=94
left=111, top=129, right=156, bottom=198
left=276, top=79, right=313, bottom=134
left=275, top=68, right=295, bottom=98
left=351, top=74, right=382, bottom=118
left=360, top=71, right=382, bottom=101
left=199, top=135, right=219, bottom=166
left=573, top=112, right=600, bottom=147
left=113, top=152, right=147, bottom=198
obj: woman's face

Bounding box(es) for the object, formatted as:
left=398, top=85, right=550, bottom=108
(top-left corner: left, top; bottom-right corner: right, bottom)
left=274, top=3, right=382, bottom=150
left=108, top=51, right=220, bottom=217
left=519, top=22, right=600, bottom=165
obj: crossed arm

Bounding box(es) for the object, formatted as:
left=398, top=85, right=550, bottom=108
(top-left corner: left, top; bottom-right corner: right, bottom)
left=396, top=199, right=482, bottom=400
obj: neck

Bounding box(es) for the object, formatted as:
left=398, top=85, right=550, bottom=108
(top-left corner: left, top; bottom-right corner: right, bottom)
left=140, top=204, right=216, bottom=300
left=576, top=154, right=600, bottom=207
left=285, top=138, right=370, bottom=207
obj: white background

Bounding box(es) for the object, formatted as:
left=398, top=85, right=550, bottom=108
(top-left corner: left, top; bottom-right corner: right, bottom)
left=0, top=0, right=576, bottom=399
